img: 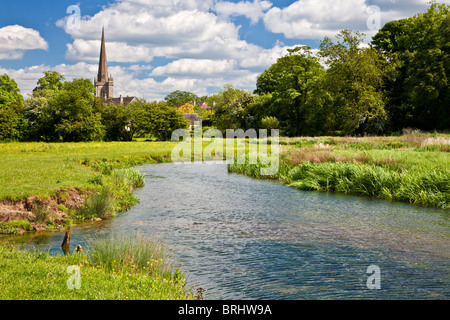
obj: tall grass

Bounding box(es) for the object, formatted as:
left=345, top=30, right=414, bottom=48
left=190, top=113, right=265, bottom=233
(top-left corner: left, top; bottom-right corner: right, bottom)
left=111, top=168, right=145, bottom=189
left=77, top=186, right=115, bottom=219
left=87, top=233, right=184, bottom=283
left=288, top=161, right=449, bottom=209
left=229, top=135, right=450, bottom=209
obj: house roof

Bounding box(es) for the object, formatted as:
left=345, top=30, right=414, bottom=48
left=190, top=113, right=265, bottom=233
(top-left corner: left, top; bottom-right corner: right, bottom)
left=106, top=96, right=138, bottom=106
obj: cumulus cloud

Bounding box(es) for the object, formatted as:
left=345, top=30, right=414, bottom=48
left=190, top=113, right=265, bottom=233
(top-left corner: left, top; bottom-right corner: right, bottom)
left=0, top=25, right=48, bottom=60
left=50, top=0, right=302, bottom=98
left=1, top=61, right=257, bottom=101
left=263, top=0, right=432, bottom=40
left=214, top=0, right=273, bottom=24
left=151, top=59, right=237, bottom=76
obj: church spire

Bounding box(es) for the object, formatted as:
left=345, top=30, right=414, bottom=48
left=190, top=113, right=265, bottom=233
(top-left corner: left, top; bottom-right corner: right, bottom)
left=97, top=27, right=108, bottom=82
left=95, top=27, right=113, bottom=99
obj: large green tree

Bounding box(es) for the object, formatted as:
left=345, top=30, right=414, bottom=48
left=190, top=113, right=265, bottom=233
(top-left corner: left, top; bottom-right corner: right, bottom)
left=210, top=84, right=254, bottom=133
left=123, top=100, right=190, bottom=141
left=29, top=77, right=104, bottom=142
left=319, top=30, right=388, bottom=135
left=33, top=71, right=65, bottom=93
left=255, top=46, right=325, bottom=136
left=372, top=2, right=450, bottom=131
left=0, top=74, right=27, bottom=141
left=164, top=90, right=200, bottom=107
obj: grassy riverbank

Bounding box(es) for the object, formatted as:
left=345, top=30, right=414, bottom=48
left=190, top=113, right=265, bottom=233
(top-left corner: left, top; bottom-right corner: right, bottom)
left=229, top=132, right=450, bottom=209
left=0, top=234, right=192, bottom=300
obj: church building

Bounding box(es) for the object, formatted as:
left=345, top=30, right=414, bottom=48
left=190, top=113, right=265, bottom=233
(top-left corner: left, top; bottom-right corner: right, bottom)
left=94, top=28, right=137, bottom=106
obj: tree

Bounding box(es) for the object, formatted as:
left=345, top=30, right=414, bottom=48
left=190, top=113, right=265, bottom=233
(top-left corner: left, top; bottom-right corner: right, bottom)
left=33, top=71, right=65, bottom=93
left=255, top=46, right=325, bottom=136
left=164, top=90, right=200, bottom=107
left=0, top=74, right=23, bottom=108
left=32, top=78, right=105, bottom=141
left=261, top=116, right=279, bottom=131
left=372, top=2, right=450, bottom=131
left=212, top=84, right=254, bottom=133
left=24, top=71, right=67, bottom=140
left=149, top=102, right=191, bottom=141
left=119, top=100, right=190, bottom=141
left=0, top=74, right=26, bottom=140
left=319, top=30, right=388, bottom=135
left=98, top=102, right=132, bottom=141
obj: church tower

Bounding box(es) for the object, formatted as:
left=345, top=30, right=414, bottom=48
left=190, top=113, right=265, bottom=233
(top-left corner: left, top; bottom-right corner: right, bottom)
left=95, top=27, right=113, bottom=99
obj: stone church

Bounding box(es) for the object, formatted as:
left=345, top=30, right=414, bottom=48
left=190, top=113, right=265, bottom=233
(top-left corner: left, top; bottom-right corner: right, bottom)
left=94, top=28, right=137, bottom=106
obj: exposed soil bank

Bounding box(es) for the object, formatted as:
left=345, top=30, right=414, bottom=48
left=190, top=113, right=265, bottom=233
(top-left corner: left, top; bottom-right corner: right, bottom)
left=0, top=188, right=87, bottom=233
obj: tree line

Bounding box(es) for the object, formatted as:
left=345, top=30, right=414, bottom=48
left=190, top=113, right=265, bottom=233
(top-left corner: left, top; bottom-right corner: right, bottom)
left=0, top=3, right=448, bottom=141
left=0, top=71, right=190, bottom=142
left=210, top=3, right=449, bottom=136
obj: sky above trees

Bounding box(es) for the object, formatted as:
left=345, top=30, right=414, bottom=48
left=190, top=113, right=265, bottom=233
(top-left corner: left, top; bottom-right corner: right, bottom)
left=0, top=0, right=440, bottom=101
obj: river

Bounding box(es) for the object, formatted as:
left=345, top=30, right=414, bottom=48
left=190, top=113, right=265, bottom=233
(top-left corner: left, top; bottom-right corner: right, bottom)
left=6, top=163, right=450, bottom=299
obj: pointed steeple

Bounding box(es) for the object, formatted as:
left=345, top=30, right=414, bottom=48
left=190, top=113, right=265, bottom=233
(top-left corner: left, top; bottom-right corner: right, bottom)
left=97, top=27, right=108, bottom=82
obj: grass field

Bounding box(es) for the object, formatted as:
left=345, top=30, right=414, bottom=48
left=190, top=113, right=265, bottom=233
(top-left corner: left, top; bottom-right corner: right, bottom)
left=0, top=141, right=177, bottom=200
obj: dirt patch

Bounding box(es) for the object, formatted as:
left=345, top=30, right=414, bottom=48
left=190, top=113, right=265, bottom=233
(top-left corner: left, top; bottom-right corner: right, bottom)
left=0, top=188, right=87, bottom=230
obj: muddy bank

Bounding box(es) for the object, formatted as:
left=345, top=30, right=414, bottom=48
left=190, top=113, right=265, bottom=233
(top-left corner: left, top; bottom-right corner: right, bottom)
left=0, top=188, right=87, bottom=233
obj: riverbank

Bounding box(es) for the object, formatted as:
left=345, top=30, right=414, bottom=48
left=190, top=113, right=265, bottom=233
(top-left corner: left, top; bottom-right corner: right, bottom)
left=229, top=133, right=450, bottom=209
left=0, top=141, right=176, bottom=234
left=0, top=235, right=192, bottom=300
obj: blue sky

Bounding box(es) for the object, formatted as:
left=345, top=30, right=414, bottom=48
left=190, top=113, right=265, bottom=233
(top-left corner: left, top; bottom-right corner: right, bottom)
left=0, top=0, right=438, bottom=100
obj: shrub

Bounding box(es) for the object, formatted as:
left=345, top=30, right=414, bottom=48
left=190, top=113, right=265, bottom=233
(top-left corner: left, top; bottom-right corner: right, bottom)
left=32, top=203, right=49, bottom=223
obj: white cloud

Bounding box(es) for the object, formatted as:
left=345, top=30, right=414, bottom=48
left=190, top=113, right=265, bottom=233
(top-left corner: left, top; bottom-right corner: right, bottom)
left=66, top=39, right=154, bottom=63
left=262, top=0, right=432, bottom=40
left=151, top=59, right=237, bottom=76
left=214, top=0, right=273, bottom=24
left=1, top=61, right=257, bottom=101
left=0, top=25, right=48, bottom=60
left=50, top=0, right=300, bottom=98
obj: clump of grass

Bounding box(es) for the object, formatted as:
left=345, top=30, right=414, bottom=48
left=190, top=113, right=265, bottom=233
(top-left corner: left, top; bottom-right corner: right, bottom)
left=91, top=160, right=127, bottom=175
left=0, top=242, right=191, bottom=300
left=112, top=168, right=145, bottom=189
left=0, top=220, right=32, bottom=234
left=77, top=186, right=114, bottom=219
left=87, top=233, right=184, bottom=284
left=32, top=203, right=49, bottom=223
left=283, top=148, right=371, bottom=166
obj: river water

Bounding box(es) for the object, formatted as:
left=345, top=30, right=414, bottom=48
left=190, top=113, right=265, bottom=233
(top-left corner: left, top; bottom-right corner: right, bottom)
left=6, top=163, right=450, bottom=299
